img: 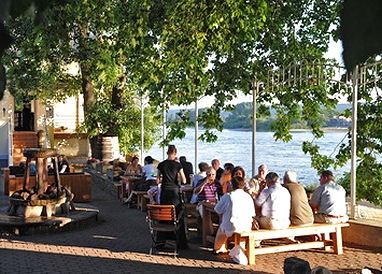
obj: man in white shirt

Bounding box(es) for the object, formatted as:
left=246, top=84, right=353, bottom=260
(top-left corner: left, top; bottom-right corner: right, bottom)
left=255, top=172, right=291, bottom=230
left=213, top=176, right=256, bottom=254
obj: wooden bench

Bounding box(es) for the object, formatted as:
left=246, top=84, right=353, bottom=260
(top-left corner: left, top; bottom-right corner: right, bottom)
left=233, top=223, right=350, bottom=265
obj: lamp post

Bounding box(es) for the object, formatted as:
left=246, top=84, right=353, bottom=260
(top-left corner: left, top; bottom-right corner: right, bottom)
left=140, top=93, right=144, bottom=164
left=252, top=81, right=258, bottom=178
left=194, top=99, right=198, bottom=174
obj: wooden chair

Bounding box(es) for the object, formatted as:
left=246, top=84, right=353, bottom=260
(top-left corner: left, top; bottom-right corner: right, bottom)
left=146, top=204, right=179, bottom=257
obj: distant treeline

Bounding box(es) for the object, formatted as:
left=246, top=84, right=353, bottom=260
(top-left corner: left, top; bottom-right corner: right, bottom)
left=167, top=102, right=351, bottom=130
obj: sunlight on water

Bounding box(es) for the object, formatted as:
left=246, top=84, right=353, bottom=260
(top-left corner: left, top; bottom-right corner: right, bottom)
left=144, top=128, right=350, bottom=186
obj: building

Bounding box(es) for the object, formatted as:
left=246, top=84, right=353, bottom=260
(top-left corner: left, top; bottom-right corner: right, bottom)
left=0, top=90, right=90, bottom=168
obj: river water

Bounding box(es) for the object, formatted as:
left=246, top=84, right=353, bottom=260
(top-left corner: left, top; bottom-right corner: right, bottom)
left=144, top=128, right=350, bottom=186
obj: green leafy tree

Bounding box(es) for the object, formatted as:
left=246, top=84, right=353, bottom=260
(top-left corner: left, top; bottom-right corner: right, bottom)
left=4, top=1, right=161, bottom=155
left=4, top=0, right=382, bottom=205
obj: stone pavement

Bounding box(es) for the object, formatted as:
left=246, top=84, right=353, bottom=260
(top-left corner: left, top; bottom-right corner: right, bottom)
left=0, top=175, right=381, bottom=274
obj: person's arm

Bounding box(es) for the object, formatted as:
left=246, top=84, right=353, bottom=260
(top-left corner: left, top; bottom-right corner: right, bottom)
left=194, top=178, right=207, bottom=195
left=178, top=168, right=187, bottom=185
left=156, top=169, right=162, bottom=185
left=309, top=187, right=321, bottom=213
left=214, top=194, right=227, bottom=214
left=59, top=164, right=68, bottom=173
left=124, top=165, right=131, bottom=175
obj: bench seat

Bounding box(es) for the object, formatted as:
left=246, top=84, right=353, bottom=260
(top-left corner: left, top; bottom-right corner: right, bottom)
left=233, top=223, right=349, bottom=265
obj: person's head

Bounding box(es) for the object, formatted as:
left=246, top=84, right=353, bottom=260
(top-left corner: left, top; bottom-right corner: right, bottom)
left=283, top=170, right=298, bottom=184
left=167, top=144, right=177, bottom=159
left=144, top=156, right=154, bottom=165
left=258, top=164, right=268, bottom=179
left=319, top=170, right=334, bottom=185
left=223, top=163, right=234, bottom=173
left=58, top=155, right=66, bottom=162
left=131, top=156, right=139, bottom=164
left=211, top=159, right=220, bottom=170
left=265, top=172, right=279, bottom=186
left=198, top=162, right=209, bottom=173
left=179, top=156, right=186, bottom=163
left=233, top=166, right=245, bottom=178
left=206, top=167, right=216, bottom=183
left=231, top=176, right=246, bottom=190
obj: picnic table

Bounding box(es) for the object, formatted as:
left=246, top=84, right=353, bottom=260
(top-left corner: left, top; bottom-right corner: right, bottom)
left=200, top=201, right=221, bottom=246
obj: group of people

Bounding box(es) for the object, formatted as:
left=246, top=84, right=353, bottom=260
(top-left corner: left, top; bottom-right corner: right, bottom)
left=122, top=145, right=348, bottom=254
left=123, top=155, right=158, bottom=204
left=212, top=165, right=348, bottom=254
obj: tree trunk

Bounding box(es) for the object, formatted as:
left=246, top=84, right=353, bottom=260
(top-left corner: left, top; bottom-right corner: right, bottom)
left=81, top=72, right=100, bottom=159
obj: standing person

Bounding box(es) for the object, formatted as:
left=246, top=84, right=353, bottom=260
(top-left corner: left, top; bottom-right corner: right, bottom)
left=283, top=170, right=313, bottom=226
left=214, top=176, right=256, bottom=254
left=309, top=170, right=349, bottom=224
left=179, top=156, right=194, bottom=184
left=58, top=155, right=70, bottom=173
left=248, top=164, right=268, bottom=198
left=156, top=144, right=188, bottom=249
left=255, top=172, right=291, bottom=229
left=211, top=159, right=224, bottom=181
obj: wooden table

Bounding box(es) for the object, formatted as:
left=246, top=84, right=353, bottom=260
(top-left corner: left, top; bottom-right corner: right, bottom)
left=120, top=175, right=145, bottom=200
left=200, top=201, right=221, bottom=246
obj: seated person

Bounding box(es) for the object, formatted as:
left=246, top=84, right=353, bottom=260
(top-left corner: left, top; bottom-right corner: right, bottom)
left=283, top=170, right=313, bottom=226
left=214, top=176, right=256, bottom=254
left=147, top=183, right=161, bottom=204
left=219, top=162, right=234, bottom=194
left=123, top=156, right=157, bottom=204
left=124, top=156, right=142, bottom=176
left=309, top=170, right=348, bottom=224
left=255, top=172, right=291, bottom=230
left=58, top=155, right=70, bottom=173
left=190, top=162, right=209, bottom=204
left=193, top=167, right=222, bottom=216
left=141, top=156, right=157, bottom=187
left=248, top=164, right=268, bottom=199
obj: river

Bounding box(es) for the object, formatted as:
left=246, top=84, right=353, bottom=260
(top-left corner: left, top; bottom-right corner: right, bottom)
left=144, top=128, right=350, bottom=186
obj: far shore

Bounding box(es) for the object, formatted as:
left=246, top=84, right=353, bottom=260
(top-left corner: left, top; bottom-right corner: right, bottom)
left=224, top=127, right=349, bottom=132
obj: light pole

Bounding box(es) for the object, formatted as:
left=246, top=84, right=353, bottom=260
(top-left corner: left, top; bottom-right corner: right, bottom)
left=252, top=81, right=258, bottom=178
left=140, top=93, right=144, bottom=164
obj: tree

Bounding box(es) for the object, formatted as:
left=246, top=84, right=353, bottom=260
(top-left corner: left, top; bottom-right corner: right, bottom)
left=4, top=1, right=382, bottom=205
left=128, top=0, right=340, bottom=144
left=4, top=1, right=161, bottom=155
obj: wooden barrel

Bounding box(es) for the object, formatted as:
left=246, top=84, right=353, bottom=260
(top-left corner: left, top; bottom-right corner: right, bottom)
left=101, top=136, right=120, bottom=162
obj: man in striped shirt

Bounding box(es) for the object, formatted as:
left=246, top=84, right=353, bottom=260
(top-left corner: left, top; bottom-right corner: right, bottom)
left=194, top=166, right=221, bottom=217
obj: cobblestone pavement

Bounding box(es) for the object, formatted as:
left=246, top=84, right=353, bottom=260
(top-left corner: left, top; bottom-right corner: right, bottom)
left=0, top=176, right=381, bottom=274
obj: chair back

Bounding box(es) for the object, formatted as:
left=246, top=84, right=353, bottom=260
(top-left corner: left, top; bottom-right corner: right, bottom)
left=147, top=204, right=176, bottom=222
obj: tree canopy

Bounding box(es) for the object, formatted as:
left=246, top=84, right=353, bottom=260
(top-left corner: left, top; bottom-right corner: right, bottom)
left=3, top=0, right=382, bottom=205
